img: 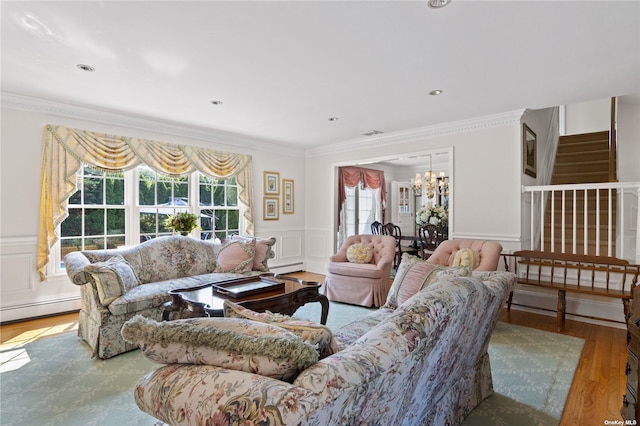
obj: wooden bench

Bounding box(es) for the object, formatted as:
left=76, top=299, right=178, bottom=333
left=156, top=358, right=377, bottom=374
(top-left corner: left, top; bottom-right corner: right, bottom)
left=502, top=250, right=640, bottom=331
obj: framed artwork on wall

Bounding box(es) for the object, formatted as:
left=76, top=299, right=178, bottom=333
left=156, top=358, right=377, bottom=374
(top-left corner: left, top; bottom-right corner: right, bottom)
left=264, top=171, right=280, bottom=195
left=283, top=179, right=294, bottom=214
left=263, top=197, right=279, bottom=220
left=523, top=123, right=537, bottom=178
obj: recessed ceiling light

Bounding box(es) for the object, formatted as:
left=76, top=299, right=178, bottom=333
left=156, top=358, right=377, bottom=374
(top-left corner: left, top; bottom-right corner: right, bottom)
left=210, top=100, right=223, bottom=105
left=77, top=64, right=95, bottom=72
left=427, top=0, right=451, bottom=8
left=429, top=89, right=443, bottom=96
left=328, top=117, right=339, bottom=121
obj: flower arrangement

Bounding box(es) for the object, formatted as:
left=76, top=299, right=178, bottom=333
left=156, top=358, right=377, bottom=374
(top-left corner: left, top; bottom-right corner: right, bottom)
left=164, top=212, right=199, bottom=236
left=416, top=204, right=448, bottom=227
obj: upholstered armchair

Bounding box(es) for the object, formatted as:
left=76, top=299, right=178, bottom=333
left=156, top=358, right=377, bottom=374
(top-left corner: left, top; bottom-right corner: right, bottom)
left=323, top=235, right=397, bottom=307
left=427, top=239, right=503, bottom=271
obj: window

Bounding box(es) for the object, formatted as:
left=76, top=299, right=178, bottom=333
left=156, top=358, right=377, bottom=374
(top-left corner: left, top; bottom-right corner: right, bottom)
left=344, top=185, right=381, bottom=237
left=57, top=165, right=241, bottom=269
left=138, top=166, right=189, bottom=242
left=59, top=165, right=125, bottom=265
left=199, top=175, right=239, bottom=241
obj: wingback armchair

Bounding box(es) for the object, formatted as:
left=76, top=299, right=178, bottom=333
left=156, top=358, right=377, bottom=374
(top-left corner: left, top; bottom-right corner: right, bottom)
left=428, top=239, right=503, bottom=271
left=323, top=235, right=396, bottom=307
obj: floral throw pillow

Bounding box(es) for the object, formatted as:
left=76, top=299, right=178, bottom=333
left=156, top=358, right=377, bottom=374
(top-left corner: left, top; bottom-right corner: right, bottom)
left=85, top=255, right=139, bottom=306
left=214, top=240, right=256, bottom=273
left=223, top=300, right=340, bottom=359
left=121, top=315, right=318, bottom=382
left=346, top=243, right=373, bottom=264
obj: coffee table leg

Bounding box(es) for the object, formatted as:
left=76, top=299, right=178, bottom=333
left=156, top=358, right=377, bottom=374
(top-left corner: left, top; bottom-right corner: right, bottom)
left=318, top=294, right=329, bottom=325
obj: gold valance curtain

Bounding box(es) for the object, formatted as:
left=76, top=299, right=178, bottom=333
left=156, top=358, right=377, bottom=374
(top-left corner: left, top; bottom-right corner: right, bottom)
left=37, top=124, right=254, bottom=281
left=337, top=166, right=386, bottom=227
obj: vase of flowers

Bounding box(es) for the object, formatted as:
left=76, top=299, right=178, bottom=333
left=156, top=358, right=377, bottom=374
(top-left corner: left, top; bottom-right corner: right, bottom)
left=416, top=204, right=448, bottom=227
left=164, top=212, right=199, bottom=236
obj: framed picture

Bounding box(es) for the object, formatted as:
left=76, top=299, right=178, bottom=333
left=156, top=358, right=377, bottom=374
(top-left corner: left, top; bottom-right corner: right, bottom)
left=523, top=123, right=537, bottom=178
left=283, top=179, right=294, bottom=214
left=264, top=171, right=280, bottom=195
left=263, top=197, right=279, bottom=220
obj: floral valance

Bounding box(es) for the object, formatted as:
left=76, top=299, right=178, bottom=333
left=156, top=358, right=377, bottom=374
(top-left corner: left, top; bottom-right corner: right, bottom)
left=37, top=124, right=253, bottom=281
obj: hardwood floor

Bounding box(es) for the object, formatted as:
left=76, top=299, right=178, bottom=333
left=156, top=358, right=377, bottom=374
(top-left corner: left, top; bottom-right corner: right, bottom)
left=0, top=271, right=628, bottom=425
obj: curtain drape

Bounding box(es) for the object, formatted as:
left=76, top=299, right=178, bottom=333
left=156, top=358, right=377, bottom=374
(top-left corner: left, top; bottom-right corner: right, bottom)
left=37, top=124, right=253, bottom=281
left=336, top=166, right=386, bottom=228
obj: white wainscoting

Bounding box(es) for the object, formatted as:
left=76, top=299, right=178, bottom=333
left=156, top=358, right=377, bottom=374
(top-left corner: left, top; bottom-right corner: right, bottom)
left=304, top=228, right=332, bottom=275
left=0, top=237, right=81, bottom=323
left=256, top=227, right=306, bottom=274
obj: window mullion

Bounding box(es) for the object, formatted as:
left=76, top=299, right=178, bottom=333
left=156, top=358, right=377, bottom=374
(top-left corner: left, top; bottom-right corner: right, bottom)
left=126, top=168, right=139, bottom=246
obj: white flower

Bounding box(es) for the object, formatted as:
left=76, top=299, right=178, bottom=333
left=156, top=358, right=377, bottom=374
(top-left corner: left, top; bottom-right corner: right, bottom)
left=416, top=204, right=448, bottom=227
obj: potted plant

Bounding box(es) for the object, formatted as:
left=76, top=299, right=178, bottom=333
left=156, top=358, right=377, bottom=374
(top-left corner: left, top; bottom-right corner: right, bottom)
left=164, top=212, right=199, bottom=236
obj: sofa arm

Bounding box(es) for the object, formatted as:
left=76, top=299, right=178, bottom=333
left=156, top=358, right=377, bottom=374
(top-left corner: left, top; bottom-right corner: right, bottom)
left=64, top=252, right=92, bottom=285
left=135, top=364, right=317, bottom=425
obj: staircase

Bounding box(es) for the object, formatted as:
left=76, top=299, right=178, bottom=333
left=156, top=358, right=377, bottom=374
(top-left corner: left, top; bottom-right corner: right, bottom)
left=551, top=131, right=611, bottom=184
left=542, top=131, right=616, bottom=255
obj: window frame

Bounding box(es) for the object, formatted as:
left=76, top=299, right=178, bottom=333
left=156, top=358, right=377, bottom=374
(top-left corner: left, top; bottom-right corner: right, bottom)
left=52, top=167, right=243, bottom=275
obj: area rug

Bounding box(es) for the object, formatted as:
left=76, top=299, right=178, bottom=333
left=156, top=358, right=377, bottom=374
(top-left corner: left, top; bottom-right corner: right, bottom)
left=463, top=321, right=585, bottom=426
left=0, top=304, right=583, bottom=426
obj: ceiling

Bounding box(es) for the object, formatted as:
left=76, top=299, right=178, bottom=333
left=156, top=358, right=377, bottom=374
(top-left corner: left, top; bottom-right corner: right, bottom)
left=2, top=1, right=639, bottom=153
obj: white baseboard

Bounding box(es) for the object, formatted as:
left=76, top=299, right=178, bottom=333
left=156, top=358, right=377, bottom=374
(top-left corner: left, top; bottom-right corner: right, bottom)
left=0, top=297, right=81, bottom=323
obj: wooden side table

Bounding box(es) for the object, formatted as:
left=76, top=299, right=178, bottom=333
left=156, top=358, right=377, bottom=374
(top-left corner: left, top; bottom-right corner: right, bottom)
left=162, top=274, right=329, bottom=325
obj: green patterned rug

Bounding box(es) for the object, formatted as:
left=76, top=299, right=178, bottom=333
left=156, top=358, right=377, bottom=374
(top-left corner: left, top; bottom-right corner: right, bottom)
left=0, top=303, right=583, bottom=426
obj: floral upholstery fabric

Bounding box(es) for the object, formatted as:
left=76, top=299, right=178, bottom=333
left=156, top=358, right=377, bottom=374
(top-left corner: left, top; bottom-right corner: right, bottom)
left=223, top=300, right=340, bottom=359
left=134, top=271, right=516, bottom=425
left=64, top=236, right=268, bottom=359
left=122, top=316, right=318, bottom=382
left=84, top=255, right=139, bottom=306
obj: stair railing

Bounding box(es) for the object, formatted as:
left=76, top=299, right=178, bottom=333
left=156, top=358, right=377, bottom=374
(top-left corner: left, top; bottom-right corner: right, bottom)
left=523, top=182, right=640, bottom=263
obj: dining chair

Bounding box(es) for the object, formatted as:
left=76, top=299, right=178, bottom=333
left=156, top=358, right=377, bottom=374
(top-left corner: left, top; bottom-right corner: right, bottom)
left=371, top=221, right=384, bottom=235
left=383, top=223, right=419, bottom=268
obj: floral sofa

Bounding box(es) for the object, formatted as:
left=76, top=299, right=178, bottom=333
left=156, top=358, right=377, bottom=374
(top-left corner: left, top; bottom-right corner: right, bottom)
left=131, top=259, right=516, bottom=425
left=64, top=235, right=275, bottom=359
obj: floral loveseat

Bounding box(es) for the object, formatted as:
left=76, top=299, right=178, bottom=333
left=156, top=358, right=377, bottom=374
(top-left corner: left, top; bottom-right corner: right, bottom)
left=64, top=235, right=275, bottom=359
left=131, top=257, right=516, bottom=425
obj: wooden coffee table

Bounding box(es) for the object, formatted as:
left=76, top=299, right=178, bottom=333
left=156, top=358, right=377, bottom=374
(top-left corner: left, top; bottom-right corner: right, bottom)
left=162, top=274, right=329, bottom=324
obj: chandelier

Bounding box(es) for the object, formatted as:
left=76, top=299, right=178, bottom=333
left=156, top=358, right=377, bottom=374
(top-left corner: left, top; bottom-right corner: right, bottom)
left=411, top=155, right=449, bottom=199
left=411, top=156, right=436, bottom=198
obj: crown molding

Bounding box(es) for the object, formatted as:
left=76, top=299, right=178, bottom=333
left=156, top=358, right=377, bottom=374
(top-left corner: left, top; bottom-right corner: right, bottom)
left=1, top=92, right=306, bottom=157
left=1, top=91, right=524, bottom=159
left=305, top=109, right=525, bottom=157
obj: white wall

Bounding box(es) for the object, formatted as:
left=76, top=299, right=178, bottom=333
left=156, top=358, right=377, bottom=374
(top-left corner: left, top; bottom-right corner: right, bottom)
left=304, top=113, right=524, bottom=274
left=564, top=98, right=611, bottom=134
left=520, top=107, right=560, bottom=249
left=0, top=107, right=306, bottom=322
left=618, top=101, right=640, bottom=183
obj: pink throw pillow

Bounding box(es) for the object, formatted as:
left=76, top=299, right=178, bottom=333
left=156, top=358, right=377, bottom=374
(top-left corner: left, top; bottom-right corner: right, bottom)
left=230, top=235, right=276, bottom=271
left=214, top=240, right=256, bottom=273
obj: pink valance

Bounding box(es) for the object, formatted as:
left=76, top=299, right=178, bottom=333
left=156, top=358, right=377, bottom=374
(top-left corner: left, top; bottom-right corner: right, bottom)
left=337, top=166, right=386, bottom=227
